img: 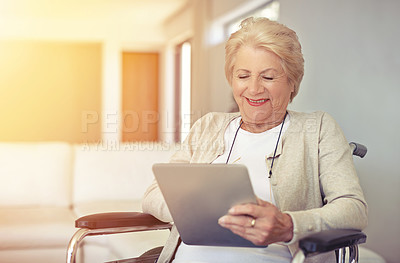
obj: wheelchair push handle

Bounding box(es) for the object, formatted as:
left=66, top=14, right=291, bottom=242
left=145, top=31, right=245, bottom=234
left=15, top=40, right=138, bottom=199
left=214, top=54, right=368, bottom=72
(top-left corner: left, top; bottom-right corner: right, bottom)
left=350, top=142, right=367, bottom=158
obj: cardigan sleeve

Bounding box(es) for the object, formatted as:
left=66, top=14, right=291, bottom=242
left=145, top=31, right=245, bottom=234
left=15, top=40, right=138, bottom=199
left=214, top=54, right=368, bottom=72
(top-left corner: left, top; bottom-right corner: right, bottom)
left=284, top=112, right=368, bottom=244
left=141, top=114, right=212, bottom=222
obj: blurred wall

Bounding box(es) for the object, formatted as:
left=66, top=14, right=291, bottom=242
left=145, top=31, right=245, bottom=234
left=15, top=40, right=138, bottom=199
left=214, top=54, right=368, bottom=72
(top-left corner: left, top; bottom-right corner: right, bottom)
left=0, top=0, right=177, bottom=143
left=202, top=0, right=400, bottom=262
left=279, top=1, right=400, bottom=262
left=0, top=40, right=101, bottom=143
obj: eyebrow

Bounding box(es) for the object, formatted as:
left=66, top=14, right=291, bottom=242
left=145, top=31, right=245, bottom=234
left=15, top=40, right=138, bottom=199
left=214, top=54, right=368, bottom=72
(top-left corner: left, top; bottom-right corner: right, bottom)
left=260, top=68, right=279, bottom=74
left=235, top=68, right=279, bottom=74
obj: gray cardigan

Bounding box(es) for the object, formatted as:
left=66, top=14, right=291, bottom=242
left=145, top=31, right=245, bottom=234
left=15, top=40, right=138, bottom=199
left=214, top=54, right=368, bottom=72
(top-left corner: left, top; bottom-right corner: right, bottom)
left=142, top=110, right=368, bottom=263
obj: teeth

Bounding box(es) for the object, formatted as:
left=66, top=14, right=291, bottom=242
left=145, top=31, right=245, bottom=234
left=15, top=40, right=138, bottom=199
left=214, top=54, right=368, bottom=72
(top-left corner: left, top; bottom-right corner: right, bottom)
left=248, top=98, right=267, bottom=103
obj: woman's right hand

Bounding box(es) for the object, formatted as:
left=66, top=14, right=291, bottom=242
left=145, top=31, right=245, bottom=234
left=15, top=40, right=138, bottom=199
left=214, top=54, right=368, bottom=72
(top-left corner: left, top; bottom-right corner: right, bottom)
left=218, top=198, right=293, bottom=246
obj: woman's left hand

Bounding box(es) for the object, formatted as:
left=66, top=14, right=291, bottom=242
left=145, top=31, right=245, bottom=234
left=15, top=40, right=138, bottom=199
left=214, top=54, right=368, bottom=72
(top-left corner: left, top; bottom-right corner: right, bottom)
left=218, top=198, right=293, bottom=246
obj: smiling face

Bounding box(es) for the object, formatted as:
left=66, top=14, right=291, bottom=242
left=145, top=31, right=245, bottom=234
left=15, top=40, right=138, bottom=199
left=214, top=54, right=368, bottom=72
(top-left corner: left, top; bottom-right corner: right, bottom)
left=231, top=46, right=294, bottom=133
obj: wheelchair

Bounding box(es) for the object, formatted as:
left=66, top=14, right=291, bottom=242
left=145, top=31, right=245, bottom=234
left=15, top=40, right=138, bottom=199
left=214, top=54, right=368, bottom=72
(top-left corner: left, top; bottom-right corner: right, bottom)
left=67, top=142, right=368, bottom=263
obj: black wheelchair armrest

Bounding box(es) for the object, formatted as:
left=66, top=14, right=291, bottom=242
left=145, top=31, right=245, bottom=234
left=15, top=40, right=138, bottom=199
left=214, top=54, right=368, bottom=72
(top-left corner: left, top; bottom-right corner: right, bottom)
left=76, top=212, right=171, bottom=230
left=299, top=229, right=366, bottom=255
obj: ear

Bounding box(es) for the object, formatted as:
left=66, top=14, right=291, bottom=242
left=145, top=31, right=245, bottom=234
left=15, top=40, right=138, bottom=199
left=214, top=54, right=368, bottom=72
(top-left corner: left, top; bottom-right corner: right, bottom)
left=287, top=77, right=295, bottom=93
left=291, top=84, right=295, bottom=93
left=288, top=83, right=295, bottom=103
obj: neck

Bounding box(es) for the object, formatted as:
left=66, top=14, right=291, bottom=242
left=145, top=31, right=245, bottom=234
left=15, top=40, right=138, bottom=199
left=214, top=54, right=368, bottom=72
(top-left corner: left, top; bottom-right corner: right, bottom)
left=241, top=113, right=287, bottom=133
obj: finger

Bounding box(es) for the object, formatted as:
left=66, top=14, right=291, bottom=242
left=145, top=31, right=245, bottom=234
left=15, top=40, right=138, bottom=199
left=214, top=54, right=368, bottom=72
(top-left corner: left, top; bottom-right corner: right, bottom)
left=228, top=203, right=258, bottom=217
left=219, top=216, right=257, bottom=235
left=219, top=216, right=271, bottom=246
left=218, top=215, right=254, bottom=228
left=221, top=221, right=268, bottom=247
left=256, top=197, right=271, bottom=206
left=226, top=222, right=258, bottom=237
left=229, top=201, right=275, bottom=218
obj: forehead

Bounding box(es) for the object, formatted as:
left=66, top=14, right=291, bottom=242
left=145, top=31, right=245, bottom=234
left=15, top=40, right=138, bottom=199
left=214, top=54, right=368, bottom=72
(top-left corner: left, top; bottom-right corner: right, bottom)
left=234, top=45, right=283, bottom=71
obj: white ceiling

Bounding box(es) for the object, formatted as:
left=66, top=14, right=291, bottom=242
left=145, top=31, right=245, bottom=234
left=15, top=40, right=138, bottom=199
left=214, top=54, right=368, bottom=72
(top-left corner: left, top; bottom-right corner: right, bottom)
left=0, top=0, right=187, bottom=25
left=0, top=0, right=189, bottom=44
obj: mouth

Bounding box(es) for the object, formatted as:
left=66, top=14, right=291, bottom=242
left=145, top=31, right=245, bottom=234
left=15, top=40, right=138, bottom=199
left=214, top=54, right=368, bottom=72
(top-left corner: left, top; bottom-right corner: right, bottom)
left=246, top=98, right=269, bottom=106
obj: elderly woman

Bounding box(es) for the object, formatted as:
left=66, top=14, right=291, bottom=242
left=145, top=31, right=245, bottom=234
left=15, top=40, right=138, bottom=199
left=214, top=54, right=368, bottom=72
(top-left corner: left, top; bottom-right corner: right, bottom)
left=142, top=17, right=367, bottom=263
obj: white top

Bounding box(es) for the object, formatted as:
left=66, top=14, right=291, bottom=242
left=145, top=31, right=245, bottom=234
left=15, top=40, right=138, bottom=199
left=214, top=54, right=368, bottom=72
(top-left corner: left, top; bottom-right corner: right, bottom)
left=213, top=116, right=290, bottom=203
left=173, top=116, right=292, bottom=263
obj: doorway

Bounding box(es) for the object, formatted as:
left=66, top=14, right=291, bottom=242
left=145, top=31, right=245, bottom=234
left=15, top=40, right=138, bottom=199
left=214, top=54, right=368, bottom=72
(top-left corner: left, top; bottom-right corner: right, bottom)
left=122, top=52, right=159, bottom=142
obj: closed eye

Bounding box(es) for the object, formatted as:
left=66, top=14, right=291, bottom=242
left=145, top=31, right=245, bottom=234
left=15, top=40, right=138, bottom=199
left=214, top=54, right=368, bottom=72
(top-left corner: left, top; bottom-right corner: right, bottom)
left=262, top=76, right=274, bottom=80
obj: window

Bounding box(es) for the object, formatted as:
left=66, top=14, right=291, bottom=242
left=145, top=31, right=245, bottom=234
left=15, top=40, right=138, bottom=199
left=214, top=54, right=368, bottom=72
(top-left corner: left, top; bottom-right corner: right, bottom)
left=180, top=42, right=191, bottom=142
left=174, top=41, right=192, bottom=142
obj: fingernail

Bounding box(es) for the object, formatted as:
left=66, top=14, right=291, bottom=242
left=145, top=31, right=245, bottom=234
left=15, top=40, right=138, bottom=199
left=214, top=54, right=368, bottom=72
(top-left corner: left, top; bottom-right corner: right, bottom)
left=218, top=217, right=226, bottom=224
left=229, top=207, right=235, bottom=213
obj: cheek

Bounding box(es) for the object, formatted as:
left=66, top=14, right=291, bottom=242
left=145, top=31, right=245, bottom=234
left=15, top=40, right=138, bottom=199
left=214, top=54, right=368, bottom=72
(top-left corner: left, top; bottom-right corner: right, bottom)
left=269, top=85, right=292, bottom=105
left=231, top=82, right=243, bottom=99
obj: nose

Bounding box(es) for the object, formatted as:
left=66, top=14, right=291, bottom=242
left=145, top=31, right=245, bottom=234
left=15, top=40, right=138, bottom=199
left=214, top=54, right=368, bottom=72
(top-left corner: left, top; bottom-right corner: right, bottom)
left=248, top=77, right=264, bottom=95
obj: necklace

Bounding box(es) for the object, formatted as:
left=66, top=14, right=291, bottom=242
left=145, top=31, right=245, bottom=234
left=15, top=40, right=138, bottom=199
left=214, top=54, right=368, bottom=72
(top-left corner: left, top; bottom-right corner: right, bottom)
left=226, top=112, right=288, bottom=179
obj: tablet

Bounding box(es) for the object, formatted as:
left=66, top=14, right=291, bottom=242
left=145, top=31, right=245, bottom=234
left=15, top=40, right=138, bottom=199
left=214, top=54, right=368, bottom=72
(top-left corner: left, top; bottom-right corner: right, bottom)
left=152, top=163, right=265, bottom=248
